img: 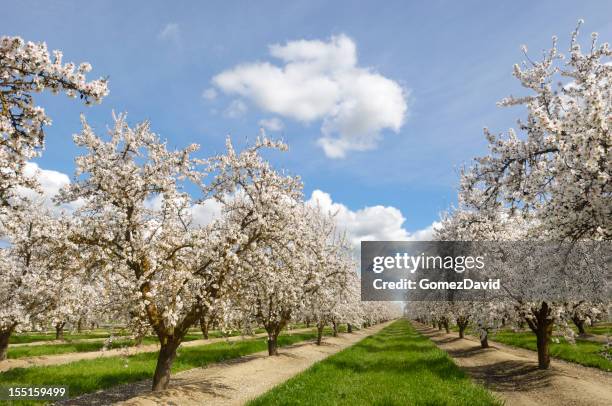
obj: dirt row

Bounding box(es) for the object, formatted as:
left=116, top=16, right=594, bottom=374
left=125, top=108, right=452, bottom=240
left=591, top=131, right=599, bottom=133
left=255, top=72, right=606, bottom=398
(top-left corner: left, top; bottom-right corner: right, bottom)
left=414, top=323, right=612, bottom=406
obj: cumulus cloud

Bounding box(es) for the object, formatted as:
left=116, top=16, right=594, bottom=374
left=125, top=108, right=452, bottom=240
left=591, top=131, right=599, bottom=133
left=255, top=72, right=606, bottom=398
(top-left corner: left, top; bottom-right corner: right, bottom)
left=18, top=162, right=82, bottom=212
left=306, top=190, right=439, bottom=253
left=158, top=23, right=180, bottom=43
left=212, top=34, right=408, bottom=158
left=258, top=117, right=284, bottom=132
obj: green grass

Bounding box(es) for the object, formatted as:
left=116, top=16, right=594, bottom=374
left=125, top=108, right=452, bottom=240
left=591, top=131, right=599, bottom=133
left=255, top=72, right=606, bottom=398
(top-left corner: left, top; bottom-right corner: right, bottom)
left=583, top=322, right=611, bottom=336
left=490, top=330, right=612, bottom=371
left=7, top=337, right=161, bottom=359
left=249, top=320, right=500, bottom=406
left=7, top=329, right=274, bottom=359
left=445, top=322, right=611, bottom=371
left=10, top=327, right=269, bottom=346
left=8, top=332, right=128, bottom=344
left=0, top=329, right=328, bottom=405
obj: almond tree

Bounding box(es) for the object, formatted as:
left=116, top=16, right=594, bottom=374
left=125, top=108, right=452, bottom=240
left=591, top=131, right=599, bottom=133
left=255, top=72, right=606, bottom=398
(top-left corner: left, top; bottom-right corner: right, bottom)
left=308, top=270, right=362, bottom=345
left=47, top=272, right=103, bottom=340
left=360, top=302, right=401, bottom=327
left=461, top=21, right=610, bottom=240
left=235, top=204, right=326, bottom=355
left=58, top=113, right=301, bottom=390
left=0, top=202, right=77, bottom=359
left=0, top=36, right=107, bottom=210
left=565, top=301, right=605, bottom=335
left=433, top=208, right=510, bottom=345
left=459, top=22, right=610, bottom=369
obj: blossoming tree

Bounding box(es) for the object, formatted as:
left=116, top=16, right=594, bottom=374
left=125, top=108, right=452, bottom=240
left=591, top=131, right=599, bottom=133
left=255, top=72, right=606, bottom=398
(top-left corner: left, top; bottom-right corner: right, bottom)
left=58, top=113, right=302, bottom=390
left=457, top=22, right=610, bottom=369
left=0, top=36, right=107, bottom=210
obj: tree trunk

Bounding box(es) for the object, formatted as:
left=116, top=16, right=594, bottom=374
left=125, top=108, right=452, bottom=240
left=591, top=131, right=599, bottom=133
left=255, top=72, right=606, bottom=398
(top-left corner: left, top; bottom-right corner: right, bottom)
left=535, top=325, right=551, bottom=369
left=572, top=316, right=586, bottom=335
left=316, top=324, right=324, bottom=345
left=0, top=327, right=13, bottom=361
left=55, top=322, right=65, bottom=340
left=332, top=321, right=338, bottom=337
left=457, top=316, right=469, bottom=339
left=480, top=335, right=489, bottom=348
left=267, top=333, right=279, bottom=355
left=305, top=318, right=310, bottom=328
left=437, top=322, right=442, bottom=331
left=134, top=334, right=144, bottom=347
left=77, top=318, right=83, bottom=333
left=200, top=317, right=209, bottom=339
left=347, top=323, right=353, bottom=333
left=442, top=320, right=450, bottom=334
left=152, top=338, right=180, bottom=391
left=526, top=302, right=554, bottom=370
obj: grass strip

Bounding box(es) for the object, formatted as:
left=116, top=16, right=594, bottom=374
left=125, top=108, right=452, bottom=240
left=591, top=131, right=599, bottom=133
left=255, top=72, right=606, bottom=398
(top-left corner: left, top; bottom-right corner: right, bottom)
left=249, top=320, right=500, bottom=406
left=444, top=324, right=611, bottom=371
left=9, top=332, right=128, bottom=345
left=490, top=330, right=612, bottom=371
left=6, top=331, right=253, bottom=359
left=9, top=327, right=270, bottom=346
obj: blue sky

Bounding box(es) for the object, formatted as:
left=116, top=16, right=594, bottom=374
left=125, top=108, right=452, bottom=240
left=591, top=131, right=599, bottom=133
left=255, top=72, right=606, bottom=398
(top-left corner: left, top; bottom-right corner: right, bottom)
left=3, top=0, right=612, bottom=239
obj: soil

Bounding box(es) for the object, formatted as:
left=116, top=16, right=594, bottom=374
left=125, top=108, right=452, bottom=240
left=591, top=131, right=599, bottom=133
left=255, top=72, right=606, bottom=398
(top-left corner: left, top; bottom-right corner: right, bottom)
left=414, top=323, right=612, bottom=406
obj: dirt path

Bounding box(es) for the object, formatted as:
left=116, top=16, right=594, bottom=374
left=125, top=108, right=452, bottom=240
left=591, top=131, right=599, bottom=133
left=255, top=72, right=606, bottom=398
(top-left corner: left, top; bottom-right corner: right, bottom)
left=0, top=329, right=312, bottom=372
left=59, top=321, right=392, bottom=406
left=414, top=323, right=612, bottom=406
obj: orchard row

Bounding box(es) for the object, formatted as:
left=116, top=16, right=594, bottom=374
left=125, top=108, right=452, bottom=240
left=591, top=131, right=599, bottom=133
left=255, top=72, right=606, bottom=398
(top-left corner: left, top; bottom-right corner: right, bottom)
left=0, top=35, right=400, bottom=391
left=407, top=22, right=610, bottom=370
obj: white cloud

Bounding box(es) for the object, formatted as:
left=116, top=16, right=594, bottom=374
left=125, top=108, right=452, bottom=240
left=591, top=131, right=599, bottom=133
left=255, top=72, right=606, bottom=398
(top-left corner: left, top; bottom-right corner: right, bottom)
left=306, top=189, right=438, bottom=252
left=191, top=199, right=223, bottom=226
left=212, top=34, right=408, bottom=158
left=18, top=162, right=82, bottom=213
left=145, top=194, right=223, bottom=227
left=202, top=88, right=217, bottom=100
left=158, top=23, right=180, bottom=43
left=258, top=117, right=284, bottom=132
left=23, top=163, right=69, bottom=198
left=224, top=99, right=248, bottom=118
